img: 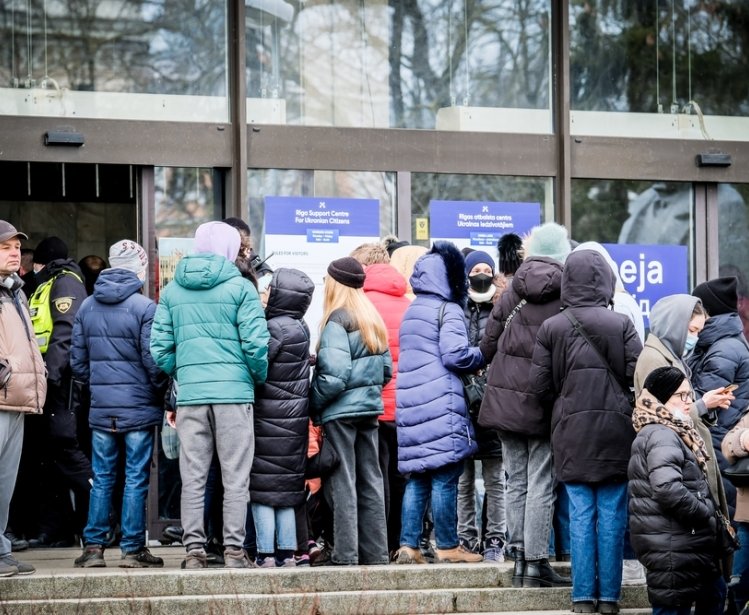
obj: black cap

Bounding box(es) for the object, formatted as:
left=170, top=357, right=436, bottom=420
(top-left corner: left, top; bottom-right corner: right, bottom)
left=33, top=236, right=68, bottom=265
left=692, top=277, right=738, bottom=316
left=643, top=366, right=687, bottom=405
left=327, top=257, right=365, bottom=289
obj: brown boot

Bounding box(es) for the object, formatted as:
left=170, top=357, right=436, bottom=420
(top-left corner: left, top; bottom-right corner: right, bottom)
left=394, top=546, right=426, bottom=564
left=435, top=545, right=483, bottom=563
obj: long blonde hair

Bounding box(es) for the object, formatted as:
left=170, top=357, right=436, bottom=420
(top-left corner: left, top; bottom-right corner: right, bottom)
left=318, top=276, right=388, bottom=354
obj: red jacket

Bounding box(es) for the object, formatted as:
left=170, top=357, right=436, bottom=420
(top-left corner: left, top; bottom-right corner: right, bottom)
left=364, top=264, right=411, bottom=422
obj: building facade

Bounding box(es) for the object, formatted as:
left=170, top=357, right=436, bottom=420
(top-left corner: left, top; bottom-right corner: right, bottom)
left=1, top=0, right=748, bottom=534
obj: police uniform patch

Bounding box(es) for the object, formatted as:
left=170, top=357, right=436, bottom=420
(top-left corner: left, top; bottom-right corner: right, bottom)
left=53, top=297, right=73, bottom=314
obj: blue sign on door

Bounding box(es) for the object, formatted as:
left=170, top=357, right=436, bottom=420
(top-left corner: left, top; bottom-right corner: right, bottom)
left=429, top=200, right=541, bottom=246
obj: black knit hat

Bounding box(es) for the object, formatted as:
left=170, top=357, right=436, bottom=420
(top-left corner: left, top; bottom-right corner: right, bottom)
left=643, top=366, right=687, bottom=405
left=692, top=277, right=738, bottom=316
left=33, top=236, right=68, bottom=265
left=327, top=256, right=365, bottom=289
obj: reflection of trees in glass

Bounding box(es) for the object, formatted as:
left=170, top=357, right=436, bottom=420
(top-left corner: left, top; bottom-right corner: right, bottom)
left=391, top=0, right=551, bottom=127
left=389, top=1, right=550, bottom=128
left=570, top=1, right=749, bottom=115
left=155, top=167, right=219, bottom=238
left=571, top=179, right=654, bottom=244
left=0, top=0, right=226, bottom=95
left=245, top=0, right=550, bottom=128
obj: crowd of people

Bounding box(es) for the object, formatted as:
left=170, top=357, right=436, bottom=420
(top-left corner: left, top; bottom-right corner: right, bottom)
left=0, top=216, right=748, bottom=614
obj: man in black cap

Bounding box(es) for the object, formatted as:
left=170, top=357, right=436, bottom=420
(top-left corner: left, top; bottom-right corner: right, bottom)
left=0, top=220, right=47, bottom=576
left=25, top=236, right=92, bottom=548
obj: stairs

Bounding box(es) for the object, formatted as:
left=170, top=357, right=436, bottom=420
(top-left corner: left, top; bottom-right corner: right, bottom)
left=0, top=548, right=651, bottom=614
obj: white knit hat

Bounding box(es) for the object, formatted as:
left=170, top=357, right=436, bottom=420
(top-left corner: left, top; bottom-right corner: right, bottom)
left=109, top=239, right=148, bottom=280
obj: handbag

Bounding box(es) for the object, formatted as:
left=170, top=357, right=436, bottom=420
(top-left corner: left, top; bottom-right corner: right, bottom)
left=723, top=456, right=749, bottom=488
left=563, top=309, right=636, bottom=408
left=305, top=430, right=340, bottom=479
left=461, top=371, right=487, bottom=420
left=437, top=302, right=488, bottom=419
left=714, top=508, right=740, bottom=553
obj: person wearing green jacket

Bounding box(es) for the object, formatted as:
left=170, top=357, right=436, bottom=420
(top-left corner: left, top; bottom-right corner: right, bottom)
left=151, top=221, right=269, bottom=570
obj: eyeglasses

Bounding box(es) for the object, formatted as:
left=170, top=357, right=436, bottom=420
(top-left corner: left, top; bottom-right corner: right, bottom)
left=671, top=391, right=695, bottom=403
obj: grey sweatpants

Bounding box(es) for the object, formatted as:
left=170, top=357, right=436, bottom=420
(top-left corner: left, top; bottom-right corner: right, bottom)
left=0, top=412, right=24, bottom=557
left=176, top=403, right=253, bottom=551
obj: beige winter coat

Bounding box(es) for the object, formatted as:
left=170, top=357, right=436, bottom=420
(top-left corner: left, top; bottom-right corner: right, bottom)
left=722, top=414, right=749, bottom=523
left=0, top=275, right=47, bottom=413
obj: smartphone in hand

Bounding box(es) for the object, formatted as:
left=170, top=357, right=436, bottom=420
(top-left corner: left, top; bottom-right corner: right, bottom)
left=722, top=384, right=739, bottom=394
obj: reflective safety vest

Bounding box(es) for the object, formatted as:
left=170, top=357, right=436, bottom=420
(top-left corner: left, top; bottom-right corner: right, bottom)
left=28, top=271, right=83, bottom=354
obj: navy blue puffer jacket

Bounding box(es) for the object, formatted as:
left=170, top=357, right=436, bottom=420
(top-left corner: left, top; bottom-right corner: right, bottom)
left=71, top=268, right=167, bottom=432
left=396, top=241, right=484, bottom=475
left=688, top=312, right=749, bottom=447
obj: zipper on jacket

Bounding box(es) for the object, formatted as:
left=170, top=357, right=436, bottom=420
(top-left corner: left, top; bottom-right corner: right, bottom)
left=466, top=425, right=472, bottom=447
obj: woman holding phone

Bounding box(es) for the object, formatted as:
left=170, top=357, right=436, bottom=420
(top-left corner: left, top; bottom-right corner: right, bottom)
left=687, top=277, right=749, bottom=612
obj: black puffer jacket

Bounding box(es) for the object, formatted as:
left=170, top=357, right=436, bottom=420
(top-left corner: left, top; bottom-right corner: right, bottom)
left=250, top=268, right=314, bottom=508
left=464, top=296, right=501, bottom=458
left=531, top=250, right=642, bottom=483
left=478, top=257, right=563, bottom=437
left=628, top=400, right=719, bottom=607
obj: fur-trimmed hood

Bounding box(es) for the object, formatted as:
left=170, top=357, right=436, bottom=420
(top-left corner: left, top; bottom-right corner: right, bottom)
left=409, top=241, right=468, bottom=307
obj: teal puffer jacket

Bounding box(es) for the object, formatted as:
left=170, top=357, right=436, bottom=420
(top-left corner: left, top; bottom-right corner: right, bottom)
left=310, top=308, right=392, bottom=424
left=150, top=253, right=269, bottom=405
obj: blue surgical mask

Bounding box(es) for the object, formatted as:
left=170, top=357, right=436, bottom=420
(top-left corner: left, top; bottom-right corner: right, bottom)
left=683, top=334, right=698, bottom=356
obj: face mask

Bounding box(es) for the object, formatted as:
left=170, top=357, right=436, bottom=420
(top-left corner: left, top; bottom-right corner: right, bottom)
left=683, top=334, right=698, bottom=356
left=469, top=273, right=494, bottom=294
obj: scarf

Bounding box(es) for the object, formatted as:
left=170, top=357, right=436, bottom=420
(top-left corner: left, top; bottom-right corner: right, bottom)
left=468, top=285, right=496, bottom=304
left=632, top=390, right=710, bottom=478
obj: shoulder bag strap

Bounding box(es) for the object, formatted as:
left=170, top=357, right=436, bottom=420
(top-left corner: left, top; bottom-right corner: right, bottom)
left=563, top=308, right=631, bottom=396
left=504, top=298, right=527, bottom=329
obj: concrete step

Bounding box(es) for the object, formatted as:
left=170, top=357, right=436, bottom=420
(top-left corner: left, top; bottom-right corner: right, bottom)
left=1, top=587, right=650, bottom=615
left=0, top=547, right=650, bottom=614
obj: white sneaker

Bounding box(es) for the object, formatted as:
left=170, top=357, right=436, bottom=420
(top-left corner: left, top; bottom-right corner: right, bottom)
left=621, top=559, right=646, bottom=586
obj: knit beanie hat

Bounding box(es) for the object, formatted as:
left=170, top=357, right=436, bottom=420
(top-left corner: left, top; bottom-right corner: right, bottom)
left=692, top=277, right=738, bottom=316
left=464, top=250, right=495, bottom=275
left=33, top=236, right=68, bottom=265
left=194, top=221, right=241, bottom=262
left=109, top=240, right=148, bottom=280
left=643, top=366, right=687, bottom=405
left=524, top=222, right=571, bottom=263
left=327, top=256, right=365, bottom=289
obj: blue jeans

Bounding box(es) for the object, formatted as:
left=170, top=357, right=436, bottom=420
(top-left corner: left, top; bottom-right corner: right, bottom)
left=83, top=428, right=154, bottom=554
left=550, top=482, right=570, bottom=558
left=401, top=461, right=463, bottom=550
left=252, top=503, right=296, bottom=553
left=652, top=573, right=726, bottom=614
left=566, top=481, right=627, bottom=603
left=732, top=522, right=749, bottom=611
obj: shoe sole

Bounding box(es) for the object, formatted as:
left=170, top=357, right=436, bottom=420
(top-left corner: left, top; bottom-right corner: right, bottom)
left=119, top=562, right=164, bottom=568
left=74, top=561, right=106, bottom=568
left=0, top=570, right=18, bottom=577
